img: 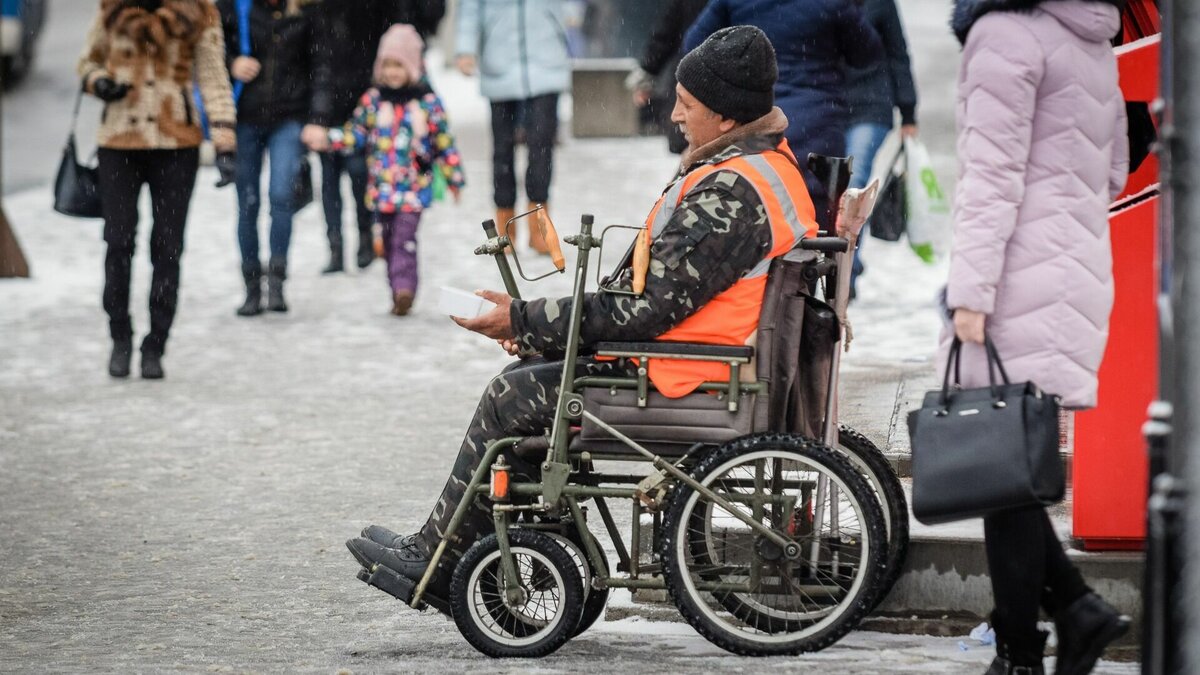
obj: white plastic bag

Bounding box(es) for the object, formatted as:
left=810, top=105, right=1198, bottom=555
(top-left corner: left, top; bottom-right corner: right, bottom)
left=903, top=136, right=950, bottom=263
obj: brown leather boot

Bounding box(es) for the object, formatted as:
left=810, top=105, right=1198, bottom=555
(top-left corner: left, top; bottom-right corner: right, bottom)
left=528, top=203, right=551, bottom=255
left=495, top=207, right=516, bottom=246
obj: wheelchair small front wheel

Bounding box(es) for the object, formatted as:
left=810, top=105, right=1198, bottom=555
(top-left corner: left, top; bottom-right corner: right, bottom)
left=449, top=529, right=584, bottom=658
left=660, top=433, right=888, bottom=656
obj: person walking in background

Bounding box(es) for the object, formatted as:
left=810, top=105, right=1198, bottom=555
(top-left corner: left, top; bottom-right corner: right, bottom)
left=78, top=0, right=237, bottom=380
left=844, top=0, right=918, bottom=299
left=218, top=0, right=317, bottom=316
left=321, top=24, right=464, bottom=316
left=945, top=0, right=1130, bottom=672
left=685, top=0, right=882, bottom=231
left=627, top=0, right=709, bottom=155
left=454, top=0, right=569, bottom=255
left=303, top=0, right=446, bottom=275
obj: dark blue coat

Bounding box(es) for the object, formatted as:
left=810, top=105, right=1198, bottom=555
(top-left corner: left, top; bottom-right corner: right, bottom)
left=684, top=0, right=883, bottom=160
left=844, top=0, right=918, bottom=127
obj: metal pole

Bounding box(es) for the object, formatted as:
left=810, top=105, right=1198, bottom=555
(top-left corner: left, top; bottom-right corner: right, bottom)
left=1169, top=0, right=1200, bottom=670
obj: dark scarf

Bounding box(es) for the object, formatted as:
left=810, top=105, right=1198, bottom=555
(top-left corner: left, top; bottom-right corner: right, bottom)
left=378, top=83, right=432, bottom=105
left=951, top=0, right=1127, bottom=45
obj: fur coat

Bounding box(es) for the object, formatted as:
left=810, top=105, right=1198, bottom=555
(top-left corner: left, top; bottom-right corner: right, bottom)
left=78, top=0, right=237, bottom=151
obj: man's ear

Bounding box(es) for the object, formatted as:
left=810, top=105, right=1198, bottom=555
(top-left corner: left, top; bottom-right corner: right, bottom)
left=718, top=117, right=738, bottom=134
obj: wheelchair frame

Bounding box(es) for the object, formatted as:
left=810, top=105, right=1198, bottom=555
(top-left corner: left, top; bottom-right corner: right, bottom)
left=412, top=211, right=864, bottom=616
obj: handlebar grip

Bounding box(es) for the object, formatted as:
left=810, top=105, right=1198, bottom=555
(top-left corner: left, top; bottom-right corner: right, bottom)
left=632, top=227, right=650, bottom=294
left=537, top=209, right=566, bottom=271
left=798, top=237, right=850, bottom=253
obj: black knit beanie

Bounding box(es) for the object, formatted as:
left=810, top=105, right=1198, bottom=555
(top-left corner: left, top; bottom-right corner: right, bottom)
left=676, top=26, right=777, bottom=124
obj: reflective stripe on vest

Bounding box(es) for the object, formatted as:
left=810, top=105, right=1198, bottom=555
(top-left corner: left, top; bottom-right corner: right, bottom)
left=648, top=142, right=817, bottom=398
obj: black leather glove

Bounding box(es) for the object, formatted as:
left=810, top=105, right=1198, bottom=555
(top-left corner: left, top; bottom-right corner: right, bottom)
left=92, top=77, right=130, bottom=103
left=215, top=152, right=237, bottom=188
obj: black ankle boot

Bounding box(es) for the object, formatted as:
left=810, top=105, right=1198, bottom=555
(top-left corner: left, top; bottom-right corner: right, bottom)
left=236, top=261, right=263, bottom=317
left=109, top=339, right=133, bottom=378
left=322, top=242, right=344, bottom=274
left=986, top=631, right=1047, bottom=675
left=140, top=351, right=164, bottom=380
left=1054, top=593, right=1130, bottom=675
left=356, top=236, right=374, bottom=269
left=267, top=257, right=288, bottom=312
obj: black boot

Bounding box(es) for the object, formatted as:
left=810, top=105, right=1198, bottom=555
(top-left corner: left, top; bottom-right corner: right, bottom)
left=140, top=351, right=164, bottom=380
left=986, top=631, right=1047, bottom=675
left=266, top=257, right=288, bottom=312
left=236, top=261, right=263, bottom=317
left=1053, top=593, right=1130, bottom=675
left=356, top=236, right=374, bottom=269
left=108, top=339, right=133, bottom=378
left=322, top=240, right=344, bottom=275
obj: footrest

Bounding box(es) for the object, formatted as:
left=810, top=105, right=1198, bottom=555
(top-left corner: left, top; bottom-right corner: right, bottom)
left=357, top=564, right=452, bottom=616
left=360, top=563, right=416, bottom=604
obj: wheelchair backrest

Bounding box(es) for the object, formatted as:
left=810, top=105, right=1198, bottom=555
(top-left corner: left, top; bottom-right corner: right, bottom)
left=752, top=253, right=839, bottom=438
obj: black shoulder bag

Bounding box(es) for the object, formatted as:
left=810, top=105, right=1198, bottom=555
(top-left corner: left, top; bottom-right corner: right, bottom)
left=907, top=336, right=1065, bottom=525
left=53, top=90, right=103, bottom=219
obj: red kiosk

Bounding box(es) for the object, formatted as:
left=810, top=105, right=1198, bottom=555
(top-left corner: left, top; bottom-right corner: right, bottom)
left=1072, top=1, right=1160, bottom=550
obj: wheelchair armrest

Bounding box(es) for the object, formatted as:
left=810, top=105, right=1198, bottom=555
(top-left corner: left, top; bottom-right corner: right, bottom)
left=594, top=341, right=753, bottom=363
left=799, top=237, right=850, bottom=254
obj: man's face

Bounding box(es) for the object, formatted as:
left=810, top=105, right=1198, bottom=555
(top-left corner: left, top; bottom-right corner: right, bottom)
left=671, top=85, right=736, bottom=148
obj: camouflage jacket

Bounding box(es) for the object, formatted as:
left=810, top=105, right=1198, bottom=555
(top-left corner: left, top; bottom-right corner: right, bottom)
left=510, top=132, right=790, bottom=359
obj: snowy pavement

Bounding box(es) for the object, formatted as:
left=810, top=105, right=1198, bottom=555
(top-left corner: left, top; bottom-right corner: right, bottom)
left=0, top=1, right=1136, bottom=672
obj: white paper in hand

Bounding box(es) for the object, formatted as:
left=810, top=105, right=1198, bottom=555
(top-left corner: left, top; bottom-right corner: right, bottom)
left=439, top=287, right=497, bottom=318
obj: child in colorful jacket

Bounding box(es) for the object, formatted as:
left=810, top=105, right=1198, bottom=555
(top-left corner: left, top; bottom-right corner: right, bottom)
left=329, top=24, right=465, bottom=315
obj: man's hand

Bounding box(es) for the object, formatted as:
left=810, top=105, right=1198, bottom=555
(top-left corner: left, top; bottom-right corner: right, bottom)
left=497, top=338, right=520, bottom=356
left=901, top=124, right=919, bottom=139
left=302, top=124, right=329, bottom=152
left=953, top=308, right=987, bottom=344
left=231, top=56, right=262, bottom=83
left=452, top=290, right=514, bottom=340
left=455, top=54, right=477, bottom=76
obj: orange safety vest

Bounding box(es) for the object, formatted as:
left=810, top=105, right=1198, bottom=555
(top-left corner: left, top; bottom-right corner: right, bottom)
left=646, top=141, right=817, bottom=398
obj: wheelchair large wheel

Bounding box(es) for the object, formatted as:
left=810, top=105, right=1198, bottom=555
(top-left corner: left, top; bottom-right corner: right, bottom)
left=449, top=530, right=583, bottom=658
left=548, top=531, right=611, bottom=637
left=837, top=425, right=909, bottom=610
left=660, top=433, right=888, bottom=656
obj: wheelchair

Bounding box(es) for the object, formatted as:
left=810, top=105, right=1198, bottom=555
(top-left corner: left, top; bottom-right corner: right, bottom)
left=357, top=156, right=908, bottom=658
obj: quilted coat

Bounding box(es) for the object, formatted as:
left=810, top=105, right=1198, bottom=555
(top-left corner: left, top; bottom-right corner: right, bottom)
left=942, top=0, right=1129, bottom=409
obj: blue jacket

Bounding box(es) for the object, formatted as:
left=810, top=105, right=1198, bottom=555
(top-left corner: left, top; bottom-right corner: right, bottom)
left=455, top=0, right=571, bottom=102
left=685, top=0, right=883, bottom=159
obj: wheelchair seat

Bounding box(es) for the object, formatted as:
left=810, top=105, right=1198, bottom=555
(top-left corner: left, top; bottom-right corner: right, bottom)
left=577, top=248, right=840, bottom=453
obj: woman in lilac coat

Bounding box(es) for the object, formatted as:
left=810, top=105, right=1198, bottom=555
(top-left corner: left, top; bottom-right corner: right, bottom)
left=943, top=0, right=1130, bottom=673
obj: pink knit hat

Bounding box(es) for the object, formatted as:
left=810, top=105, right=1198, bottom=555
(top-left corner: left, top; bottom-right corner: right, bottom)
left=374, top=24, right=425, bottom=85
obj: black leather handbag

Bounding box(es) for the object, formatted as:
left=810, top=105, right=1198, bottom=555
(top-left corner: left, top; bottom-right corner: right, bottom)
left=53, top=91, right=103, bottom=219
left=293, top=155, right=314, bottom=211
left=907, top=337, right=1065, bottom=525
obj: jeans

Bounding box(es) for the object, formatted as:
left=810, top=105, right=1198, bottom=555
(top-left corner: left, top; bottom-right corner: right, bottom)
left=98, top=148, right=200, bottom=356
left=319, top=150, right=371, bottom=247
left=844, top=122, right=892, bottom=294
left=235, top=120, right=304, bottom=263
left=379, top=210, right=421, bottom=293
left=490, top=93, right=559, bottom=208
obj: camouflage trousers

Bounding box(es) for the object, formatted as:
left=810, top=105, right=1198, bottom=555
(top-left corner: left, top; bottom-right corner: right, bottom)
left=415, top=356, right=633, bottom=592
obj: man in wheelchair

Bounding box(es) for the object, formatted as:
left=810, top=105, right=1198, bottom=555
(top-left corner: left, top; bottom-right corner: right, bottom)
left=345, top=25, right=818, bottom=612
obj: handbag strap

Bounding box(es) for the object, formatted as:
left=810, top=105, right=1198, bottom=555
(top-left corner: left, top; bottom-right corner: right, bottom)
left=232, top=0, right=252, bottom=103
left=941, top=334, right=1012, bottom=410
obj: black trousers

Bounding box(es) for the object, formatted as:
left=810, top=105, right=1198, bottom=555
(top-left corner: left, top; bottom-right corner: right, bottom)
left=983, top=505, right=1091, bottom=661
left=490, top=93, right=559, bottom=208
left=319, top=150, right=371, bottom=247
left=98, top=148, right=199, bottom=356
